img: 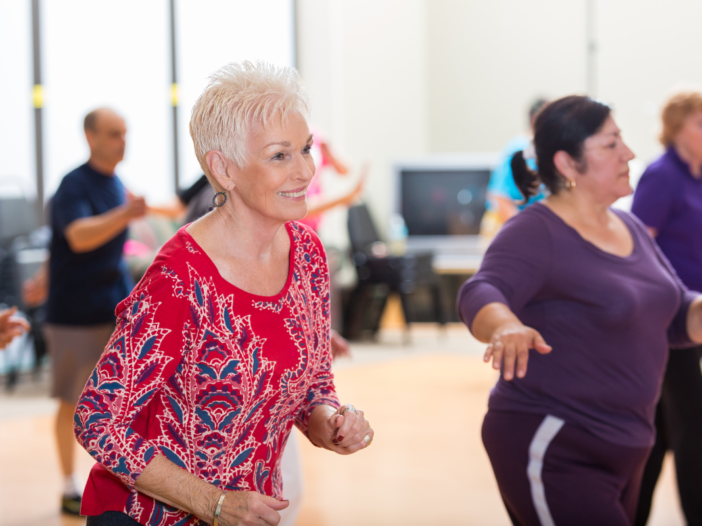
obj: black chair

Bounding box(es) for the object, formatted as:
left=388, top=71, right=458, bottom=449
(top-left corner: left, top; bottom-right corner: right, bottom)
left=343, top=204, right=445, bottom=340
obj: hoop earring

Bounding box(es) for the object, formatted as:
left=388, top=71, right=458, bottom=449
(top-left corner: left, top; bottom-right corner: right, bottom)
left=209, top=191, right=227, bottom=211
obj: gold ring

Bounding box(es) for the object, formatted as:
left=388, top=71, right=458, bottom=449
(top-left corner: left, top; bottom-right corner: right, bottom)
left=363, top=434, right=372, bottom=446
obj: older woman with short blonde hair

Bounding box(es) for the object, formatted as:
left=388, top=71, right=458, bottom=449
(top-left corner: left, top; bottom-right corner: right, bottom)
left=74, top=61, right=373, bottom=526
left=631, top=89, right=702, bottom=525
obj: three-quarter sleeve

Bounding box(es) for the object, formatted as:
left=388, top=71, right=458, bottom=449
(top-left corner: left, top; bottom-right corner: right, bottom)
left=630, top=213, right=698, bottom=348
left=293, top=235, right=340, bottom=436
left=457, top=210, right=552, bottom=333
left=293, top=347, right=340, bottom=435
left=74, top=260, right=191, bottom=488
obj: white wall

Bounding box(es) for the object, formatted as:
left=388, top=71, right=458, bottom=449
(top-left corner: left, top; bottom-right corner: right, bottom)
left=297, top=0, right=429, bottom=246
left=176, top=0, right=295, bottom=189
left=597, top=0, right=702, bottom=165
left=425, top=0, right=702, bottom=162
left=42, top=0, right=171, bottom=201
left=426, top=0, right=587, bottom=152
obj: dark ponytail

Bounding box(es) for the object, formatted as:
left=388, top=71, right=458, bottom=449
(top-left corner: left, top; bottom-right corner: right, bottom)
left=512, top=95, right=612, bottom=200
left=511, top=150, right=539, bottom=202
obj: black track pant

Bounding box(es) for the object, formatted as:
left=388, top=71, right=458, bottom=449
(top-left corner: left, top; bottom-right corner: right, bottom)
left=87, top=512, right=141, bottom=526
left=635, top=345, right=702, bottom=526
left=483, top=411, right=649, bottom=526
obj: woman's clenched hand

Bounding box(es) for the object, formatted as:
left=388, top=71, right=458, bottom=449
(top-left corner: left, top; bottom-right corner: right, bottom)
left=307, top=404, right=374, bottom=454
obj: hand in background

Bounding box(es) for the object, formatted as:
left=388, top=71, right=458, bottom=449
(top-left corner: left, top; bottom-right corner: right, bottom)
left=125, top=189, right=147, bottom=219
left=0, top=307, right=30, bottom=350
left=330, top=329, right=351, bottom=359
left=22, top=264, right=48, bottom=308
left=340, top=163, right=369, bottom=207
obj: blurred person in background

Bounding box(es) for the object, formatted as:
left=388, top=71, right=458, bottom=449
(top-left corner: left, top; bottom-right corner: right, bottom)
left=0, top=306, right=29, bottom=349
left=297, top=129, right=364, bottom=232
left=632, top=90, right=702, bottom=526
left=459, top=95, right=702, bottom=525
left=74, top=61, right=373, bottom=526
left=45, top=107, right=146, bottom=515
left=479, top=98, right=549, bottom=243
left=145, top=174, right=210, bottom=223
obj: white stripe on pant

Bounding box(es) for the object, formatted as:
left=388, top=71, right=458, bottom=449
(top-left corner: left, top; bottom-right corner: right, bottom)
left=527, top=415, right=565, bottom=526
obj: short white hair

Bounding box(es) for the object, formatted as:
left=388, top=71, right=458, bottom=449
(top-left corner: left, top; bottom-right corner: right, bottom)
left=189, top=60, right=310, bottom=188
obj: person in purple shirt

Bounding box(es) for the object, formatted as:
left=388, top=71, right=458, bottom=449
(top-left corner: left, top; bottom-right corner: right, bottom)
left=631, top=91, right=702, bottom=526
left=457, top=95, right=702, bottom=526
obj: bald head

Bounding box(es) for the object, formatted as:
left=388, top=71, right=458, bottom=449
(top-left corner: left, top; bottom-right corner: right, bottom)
left=84, top=107, right=122, bottom=132
left=84, top=108, right=127, bottom=173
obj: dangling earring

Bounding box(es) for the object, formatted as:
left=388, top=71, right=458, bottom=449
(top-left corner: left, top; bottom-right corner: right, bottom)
left=209, top=191, right=227, bottom=211
left=566, top=179, right=576, bottom=190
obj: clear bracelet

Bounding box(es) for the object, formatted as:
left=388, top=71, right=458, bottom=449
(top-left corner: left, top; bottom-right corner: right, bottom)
left=212, top=492, right=226, bottom=526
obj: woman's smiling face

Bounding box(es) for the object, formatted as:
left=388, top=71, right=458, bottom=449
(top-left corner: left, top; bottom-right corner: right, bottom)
left=231, top=110, right=316, bottom=223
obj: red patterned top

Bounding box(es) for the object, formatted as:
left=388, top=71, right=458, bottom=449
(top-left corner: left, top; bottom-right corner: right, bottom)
left=74, top=222, right=340, bottom=525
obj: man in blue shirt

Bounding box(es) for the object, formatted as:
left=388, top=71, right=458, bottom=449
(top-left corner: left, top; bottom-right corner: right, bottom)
left=44, top=108, right=146, bottom=515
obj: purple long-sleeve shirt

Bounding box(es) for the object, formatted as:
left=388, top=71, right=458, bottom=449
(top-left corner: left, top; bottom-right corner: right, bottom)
left=458, top=202, right=696, bottom=447
left=632, top=147, right=702, bottom=293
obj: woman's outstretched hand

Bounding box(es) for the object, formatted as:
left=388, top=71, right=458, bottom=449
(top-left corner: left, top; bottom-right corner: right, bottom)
left=0, top=307, right=29, bottom=350
left=484, top=322, right=552, bottom=380
left=307, top=404, right=374, bottom=454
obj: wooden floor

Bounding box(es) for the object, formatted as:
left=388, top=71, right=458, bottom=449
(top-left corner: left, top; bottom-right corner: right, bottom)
left=0, top=327, right=686, bottom=526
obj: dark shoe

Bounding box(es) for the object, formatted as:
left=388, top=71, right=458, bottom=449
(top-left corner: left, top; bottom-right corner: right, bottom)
left=61, top=494, right=83, bottom=516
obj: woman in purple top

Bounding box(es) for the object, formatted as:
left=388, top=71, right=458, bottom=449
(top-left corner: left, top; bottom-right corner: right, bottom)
left=458, top=96, right=702, bottom=526
left=631, top=91, right=702, bottom=526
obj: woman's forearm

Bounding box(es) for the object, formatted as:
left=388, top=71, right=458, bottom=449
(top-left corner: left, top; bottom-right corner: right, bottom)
left=305, top=195, right=349, bottom=219
left=134, top=454, right=220, bottom=522
left=686, top=296, right=702, bottom=344
left=471, top=302, right=523, bottom=343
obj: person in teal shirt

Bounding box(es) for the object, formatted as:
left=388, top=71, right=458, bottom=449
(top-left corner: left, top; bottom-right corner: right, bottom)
left=481, top=98, right=548, bottom=241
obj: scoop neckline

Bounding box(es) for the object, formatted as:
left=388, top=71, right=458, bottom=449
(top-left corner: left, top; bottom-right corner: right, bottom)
left=177, top=222, right=296, bottom=301
left=533, top=202, right=642, bottom=264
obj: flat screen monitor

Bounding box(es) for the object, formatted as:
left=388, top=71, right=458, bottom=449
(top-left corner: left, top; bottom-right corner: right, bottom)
left=394, top=154, right=497, bottom=240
